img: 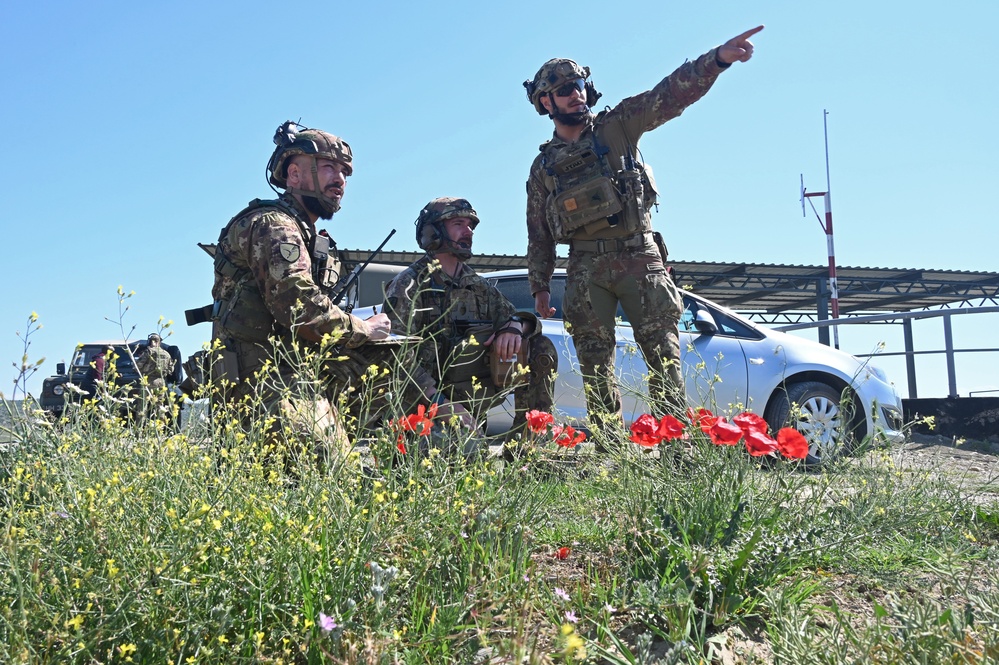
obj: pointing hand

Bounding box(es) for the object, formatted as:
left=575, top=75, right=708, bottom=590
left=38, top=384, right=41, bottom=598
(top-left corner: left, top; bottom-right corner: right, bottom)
left=718, top=25, right=764, bottom=65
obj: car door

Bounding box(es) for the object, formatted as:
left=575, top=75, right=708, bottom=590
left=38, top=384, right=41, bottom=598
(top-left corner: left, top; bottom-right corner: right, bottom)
left=680, top=295, right=751, bottom=416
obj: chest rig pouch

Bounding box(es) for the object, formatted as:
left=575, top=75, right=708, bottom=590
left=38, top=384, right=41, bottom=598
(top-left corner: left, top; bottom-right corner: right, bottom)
left=423, top=282, right=491, bottom=386
left=544, top=139, right=622, bottom=240
left=542, top=120, right=655, bottom=242
left=312, top=231, right=345, bottom=291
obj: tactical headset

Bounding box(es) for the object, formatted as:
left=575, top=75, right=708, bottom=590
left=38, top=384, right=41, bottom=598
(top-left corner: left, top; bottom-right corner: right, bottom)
left=524, top=58, right=602, bottom=116
left=415, top=197, right=479, bottom=256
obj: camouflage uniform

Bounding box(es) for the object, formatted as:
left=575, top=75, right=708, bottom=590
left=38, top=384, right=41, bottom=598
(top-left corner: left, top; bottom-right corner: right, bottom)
left=211, top=193, right=433, bottom=458
left=526, top=50, right=730, bottom=430
left=136, top=342, right=175, bottom=391
left=385, top=255, right=556, bottom=431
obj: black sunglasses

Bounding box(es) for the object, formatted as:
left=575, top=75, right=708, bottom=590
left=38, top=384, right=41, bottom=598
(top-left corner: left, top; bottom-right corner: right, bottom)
left=554, top=79, right=585, bottom=97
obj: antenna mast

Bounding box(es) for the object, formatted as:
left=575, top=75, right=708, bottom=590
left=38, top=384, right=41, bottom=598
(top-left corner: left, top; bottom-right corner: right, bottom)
left=800, top=109, right=840, bottom=349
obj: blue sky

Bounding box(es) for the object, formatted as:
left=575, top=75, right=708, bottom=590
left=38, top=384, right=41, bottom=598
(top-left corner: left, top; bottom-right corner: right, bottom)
left=2, top=0, right=997, bottom=401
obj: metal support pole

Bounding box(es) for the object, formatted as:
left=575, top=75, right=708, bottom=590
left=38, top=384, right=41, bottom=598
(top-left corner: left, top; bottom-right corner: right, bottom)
left=816, top=278, right=830, bottom=347
left=822, top=110, right=840, bottom=350
left=800, top=110, right=840, bottom=349
left=943, top=313, right=958, bottom=398
left=902, top=318, right=917, bottom=399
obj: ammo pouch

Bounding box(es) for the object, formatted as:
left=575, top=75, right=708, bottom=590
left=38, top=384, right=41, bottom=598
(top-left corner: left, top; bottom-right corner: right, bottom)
left=554, top=176, right=624, bottom=233
left=217, top=280, right=274, bottom=344
left=443, top=324, right=493, bottom=385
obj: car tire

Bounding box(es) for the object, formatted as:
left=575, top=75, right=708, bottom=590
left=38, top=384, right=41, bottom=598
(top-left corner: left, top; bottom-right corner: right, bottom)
left=765, top=381, right=858, bottom=465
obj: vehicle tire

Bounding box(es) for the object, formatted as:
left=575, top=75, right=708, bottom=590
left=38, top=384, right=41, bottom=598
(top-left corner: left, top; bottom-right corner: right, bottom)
left=765, top=381, right=857, bottom=465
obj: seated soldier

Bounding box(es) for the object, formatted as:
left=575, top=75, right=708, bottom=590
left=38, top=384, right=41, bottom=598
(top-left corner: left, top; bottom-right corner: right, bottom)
left=385, top=197, right=557, bottom=442
left=196, top=122, right=473, bottom=470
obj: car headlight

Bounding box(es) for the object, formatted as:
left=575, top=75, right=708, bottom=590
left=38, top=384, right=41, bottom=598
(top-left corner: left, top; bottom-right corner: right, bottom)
left=52, top=384, right=64, bottom=396
left=880, top=405, right=903, bottom=432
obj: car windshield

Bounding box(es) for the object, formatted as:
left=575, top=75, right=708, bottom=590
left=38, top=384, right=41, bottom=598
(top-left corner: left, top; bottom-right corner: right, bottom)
left=71, top=344, right=143, bottom=372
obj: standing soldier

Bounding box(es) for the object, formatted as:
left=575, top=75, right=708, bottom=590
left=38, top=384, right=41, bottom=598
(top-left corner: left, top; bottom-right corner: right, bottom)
left=523, top=26, right=763, bottom=439
left=385, top=197, right=557, bottom=443
left=136, top=333, right=177, bottom=425
left=202, top=121, right=470, bottom=466
left=136, top=333, right=175, bottom=391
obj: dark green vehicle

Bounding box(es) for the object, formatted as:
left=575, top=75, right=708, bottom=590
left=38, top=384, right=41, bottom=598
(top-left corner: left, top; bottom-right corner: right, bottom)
left=38, top=340, right=183, bottom=417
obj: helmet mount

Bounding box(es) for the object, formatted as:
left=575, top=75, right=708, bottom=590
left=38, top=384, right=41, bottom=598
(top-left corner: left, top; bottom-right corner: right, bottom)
left=266, top=121, right=353, bottom=219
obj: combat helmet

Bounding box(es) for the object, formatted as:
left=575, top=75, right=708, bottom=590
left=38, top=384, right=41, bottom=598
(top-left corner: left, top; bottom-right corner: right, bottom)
left=266, top=121, right=353, bottom=217
left=415, top=197, right=479, bottom=260
left=147, top=332, right=162, bottom=344
left=524, top=58, right=602, bottom=116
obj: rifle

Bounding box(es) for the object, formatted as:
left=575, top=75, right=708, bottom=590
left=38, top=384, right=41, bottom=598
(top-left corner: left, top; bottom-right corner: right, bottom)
left=329, top=228, right=396, bottom=313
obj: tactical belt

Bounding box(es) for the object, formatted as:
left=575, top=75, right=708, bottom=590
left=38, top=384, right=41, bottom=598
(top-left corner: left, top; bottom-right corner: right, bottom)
left=569, top=232, right=655, bottom=254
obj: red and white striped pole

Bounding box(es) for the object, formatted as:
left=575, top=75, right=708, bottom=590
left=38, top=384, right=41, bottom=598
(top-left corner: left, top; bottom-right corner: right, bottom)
left=801, top=110, right=840, bottom=349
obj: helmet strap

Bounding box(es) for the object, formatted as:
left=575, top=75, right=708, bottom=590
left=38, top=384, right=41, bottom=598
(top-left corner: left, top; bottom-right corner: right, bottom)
left=285, top=156, right=340, bottom=218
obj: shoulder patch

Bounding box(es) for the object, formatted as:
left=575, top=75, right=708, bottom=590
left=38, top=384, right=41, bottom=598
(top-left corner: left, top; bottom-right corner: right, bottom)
left=278, top=243, right=301, bottom=262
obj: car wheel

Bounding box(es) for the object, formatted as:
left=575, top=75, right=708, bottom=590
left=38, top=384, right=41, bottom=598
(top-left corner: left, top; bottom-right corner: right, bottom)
left=765, top=381, right=856, bottom=464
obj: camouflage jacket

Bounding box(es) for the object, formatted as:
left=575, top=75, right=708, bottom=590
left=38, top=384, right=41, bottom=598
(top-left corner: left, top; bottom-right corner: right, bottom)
left=137, top=345, right=175, bottom=381
left=211, top=194, right=371, bottom=348
left=384, top=256, right=520, bottom=379
left=526, top=48, right=728, bottom=296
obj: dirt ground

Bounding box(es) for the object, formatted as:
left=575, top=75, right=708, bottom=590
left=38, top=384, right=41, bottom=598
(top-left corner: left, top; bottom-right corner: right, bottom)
left=715, top=432, right=999, bottom=664
left=894, top=431, right=999, bottom=504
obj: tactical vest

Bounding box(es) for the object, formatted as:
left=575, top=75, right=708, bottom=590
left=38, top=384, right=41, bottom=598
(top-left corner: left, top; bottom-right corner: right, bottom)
left=539, top=113, right=658, bottom=243
left=213, top=198, right=345, bottom=344
left=413, top=267, right=494, bottom=386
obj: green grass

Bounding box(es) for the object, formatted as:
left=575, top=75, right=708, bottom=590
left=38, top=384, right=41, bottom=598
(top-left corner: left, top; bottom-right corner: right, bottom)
left=2, top=392, right=997, bottom=664
left=2, top=313, right=997, bottom=663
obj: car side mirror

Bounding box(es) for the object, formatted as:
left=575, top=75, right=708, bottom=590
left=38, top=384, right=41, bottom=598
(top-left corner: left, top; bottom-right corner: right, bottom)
left=57, top=362, right=66, bottom=375
left=693, top=308, right=718, bottom=335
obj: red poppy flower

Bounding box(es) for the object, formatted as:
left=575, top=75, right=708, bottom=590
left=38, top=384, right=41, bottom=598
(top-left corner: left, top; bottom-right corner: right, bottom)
left=629, top=414, right=663, bottom=447
left=393, top=403, right=439, bottom=454
left=777, top=428, right=809, bottom=459
left=708, top=418, right=743, bottom=446
left=657, top=414, right=687, bottom=441
left=733, top=412, right=769, bottom=436
left=399, top=403, right=438, bottom=436
left=526, top=409, right=555, bottom=434
left=687, top=407, right=718, bottom=433
left=553, top=424, right=586, bottom=448
left=552, top=546, right=571, bottom=560
left=744, top=430, right=778, bottom=456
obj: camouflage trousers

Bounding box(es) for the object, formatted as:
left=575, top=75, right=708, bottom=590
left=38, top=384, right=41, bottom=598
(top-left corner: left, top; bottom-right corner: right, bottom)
left=137, top=378, right=178, bottom=429
left=563, top=242, right=685, bottom=435
left=217, top=336, right=432, bottom=469
left=440, top=333, right=557, bottom=434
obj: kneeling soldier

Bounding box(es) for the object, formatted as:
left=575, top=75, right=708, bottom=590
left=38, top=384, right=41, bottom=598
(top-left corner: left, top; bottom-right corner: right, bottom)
left=199, top=122, right=471, bottom=470
left=385, top=197, right=557, bottom=438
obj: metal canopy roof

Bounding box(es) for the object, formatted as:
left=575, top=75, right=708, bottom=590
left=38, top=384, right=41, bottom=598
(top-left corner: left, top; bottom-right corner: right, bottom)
left=341, top=250, right=999, bottom=324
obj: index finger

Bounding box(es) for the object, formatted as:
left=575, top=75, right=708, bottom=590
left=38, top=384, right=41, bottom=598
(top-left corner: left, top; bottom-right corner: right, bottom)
left=735, top=25, right=764, bottom=40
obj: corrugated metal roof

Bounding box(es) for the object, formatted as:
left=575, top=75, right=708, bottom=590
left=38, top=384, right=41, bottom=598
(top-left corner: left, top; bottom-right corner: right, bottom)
left=341, top=250, right=999, bottom=321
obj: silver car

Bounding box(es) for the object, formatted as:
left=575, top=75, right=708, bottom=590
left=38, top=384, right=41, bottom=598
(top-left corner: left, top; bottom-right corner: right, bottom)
left=360, top=268, right=905, bottom=462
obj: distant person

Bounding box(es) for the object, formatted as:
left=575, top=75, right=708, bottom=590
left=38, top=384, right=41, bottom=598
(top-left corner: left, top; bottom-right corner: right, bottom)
left=384, top=197, right=557, bottom=440
left=522, top=26, right=763, bottom=440
left=82, top=346, right=110, bottom=398
left=136, top=333, right=175, bottom=391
